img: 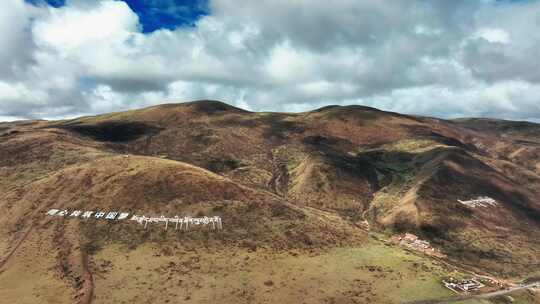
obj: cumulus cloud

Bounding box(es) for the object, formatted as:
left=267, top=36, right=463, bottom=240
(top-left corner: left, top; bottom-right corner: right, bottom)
left=0, top=0, right=39, bottom=80
left=0, top=0, right=539, bottom=121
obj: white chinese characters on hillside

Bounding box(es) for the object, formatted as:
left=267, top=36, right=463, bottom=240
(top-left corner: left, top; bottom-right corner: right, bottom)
left=47, top=209, right=129, bottom=220
left=45, top=209, right=223, bottom=231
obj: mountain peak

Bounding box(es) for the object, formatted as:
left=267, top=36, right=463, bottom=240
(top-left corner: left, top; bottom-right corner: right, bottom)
left=157, top=100, right=250, bottom=115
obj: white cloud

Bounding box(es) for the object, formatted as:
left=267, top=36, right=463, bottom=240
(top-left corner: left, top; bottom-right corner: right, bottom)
left=0, top=0, right=41, bottom=80
left=361, top=80, right=540, bottom=120
left=473, top=28, right=510, bottom=44
left=265, top=42, right=318, bottom=84
left=0, top=81, right=48, bottom=105
left=33, top=1, right=139, bottom=52
left=414, top=25, right=443, bottom=36
left=0, top=0, right=540, bottom=121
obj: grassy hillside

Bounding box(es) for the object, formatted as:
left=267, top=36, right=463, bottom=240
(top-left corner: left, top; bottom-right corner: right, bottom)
left=0, top=100, right=539, bottom=303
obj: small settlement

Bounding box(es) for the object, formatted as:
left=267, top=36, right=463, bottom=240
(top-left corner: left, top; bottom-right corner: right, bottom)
left=443, top=278, right=484, bottom=293
left=391, top=233, right=446, bottom=258
left=442, top=276, right=508, bottom=294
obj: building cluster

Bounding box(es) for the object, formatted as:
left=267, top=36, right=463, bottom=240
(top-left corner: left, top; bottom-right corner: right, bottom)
left=391, top=233, right=446, bottom=258
left=443, top=278, right=485, bottom=293
left=400, top=233, right=430, bottom=249
left=457, top=196, right=498, bottom=208
left=45, top=209, right=223, bottom=230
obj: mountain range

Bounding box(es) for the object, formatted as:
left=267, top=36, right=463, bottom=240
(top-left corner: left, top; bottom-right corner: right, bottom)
left=0, top=100, right=539, bottom=304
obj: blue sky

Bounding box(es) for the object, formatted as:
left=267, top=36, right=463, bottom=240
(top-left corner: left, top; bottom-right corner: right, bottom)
left=25, top=0, right=208, bottom=32
left=26, top=0, right=64, bottom=7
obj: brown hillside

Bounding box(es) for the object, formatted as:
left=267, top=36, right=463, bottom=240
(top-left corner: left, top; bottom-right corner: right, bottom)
left=1, top=100, right=539, bottom=304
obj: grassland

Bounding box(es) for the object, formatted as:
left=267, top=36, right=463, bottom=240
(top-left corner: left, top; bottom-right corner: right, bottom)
left=85, top=239, right=464, bottom=304
left=0, top=226, right=74, bottom=304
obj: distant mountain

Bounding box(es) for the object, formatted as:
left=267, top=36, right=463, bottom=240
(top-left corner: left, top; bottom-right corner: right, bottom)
left=1, top=100, right=539, bottom=303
